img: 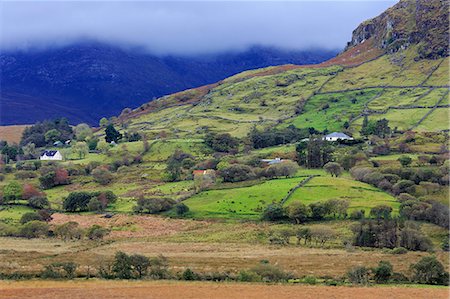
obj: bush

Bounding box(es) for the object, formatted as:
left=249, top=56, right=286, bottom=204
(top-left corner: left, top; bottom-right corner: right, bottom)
left=262, top=204, right=285, bottom=221
left=86, top=224, right=109, bottom=240
left=63, top=192, right=93, bottom=212
left=237, top=270, right=261, bottom=282
left=220, top=164, right=255, bottom=183
left=175, top=203, right=189, bottom=216
left=19, top=221, right=49, bottom=238
left=350, top=209, right=365, bottom=220
left=410, top=256, right=449, bottom=285
left=54, top=222, right=83, bottom=241
left=390, top=247, right=408, bottom=254
left=303, top=275, right=317, bottom=285
left=347, top=266, right=369, bottom=285
left=20, top=212, right=42, bottom=224
left=92, top=166, right=113, bottom=185
left=373, top=261, right=393, bottom=283
left=134, top=197, right=176, bottom=214
left=249, top=262, right=290, bottom=282
left=28, top=196, right=50, bottom=209
left=182, top=268, right=198, bottom=281
left=2, top=181, right=23, bottom=202
left=41, top=262, right=78, bottom=279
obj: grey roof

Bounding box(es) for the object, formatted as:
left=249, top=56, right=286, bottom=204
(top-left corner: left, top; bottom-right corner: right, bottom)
left=325, top=132, right=351, bottom=138
left=41, top=150, right=59, bottom=157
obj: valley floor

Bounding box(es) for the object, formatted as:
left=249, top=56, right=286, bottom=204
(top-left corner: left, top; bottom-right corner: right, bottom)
left=0, top=280, right=448, bottom=299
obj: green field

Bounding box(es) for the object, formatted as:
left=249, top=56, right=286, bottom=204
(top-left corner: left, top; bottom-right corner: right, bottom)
left=285, top=177, right=400, bottom=213
left=290, top=89, right=381, bottom=131
left=183, top=177, right=303, bottom=219
left=415, top=108, right=449, bottom=132
left=352, top=108, right=430, bottom=131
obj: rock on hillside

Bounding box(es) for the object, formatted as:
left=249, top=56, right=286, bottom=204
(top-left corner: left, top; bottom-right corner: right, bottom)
left=346, top=0, right=449, bottom=59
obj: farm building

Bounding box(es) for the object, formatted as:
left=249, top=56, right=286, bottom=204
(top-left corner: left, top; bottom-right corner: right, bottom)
left=261, top=158, right=293, bottom=166
left=323, top=132, right=353, bottom=141
left=40, top=150, right=63, bottom=161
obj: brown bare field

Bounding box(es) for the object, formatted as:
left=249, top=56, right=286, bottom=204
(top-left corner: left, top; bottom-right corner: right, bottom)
left=0, top=125, right=28, bottom=144
left=0, top=280, right=448, bottom=299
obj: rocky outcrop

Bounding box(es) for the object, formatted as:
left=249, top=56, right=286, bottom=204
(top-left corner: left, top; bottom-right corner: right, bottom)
left=346, top=0, right=449, bottom=59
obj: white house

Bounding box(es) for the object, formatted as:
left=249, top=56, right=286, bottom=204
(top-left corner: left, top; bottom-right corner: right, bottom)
left=323, top=132, right=353, bottom=142
left=40, top=150, right=63, bottom=161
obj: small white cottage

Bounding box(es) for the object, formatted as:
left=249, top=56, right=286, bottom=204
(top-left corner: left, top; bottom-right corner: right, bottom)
left=323, top=132, right=353, bottom=141
left=40, top=150, right=63, bottom=161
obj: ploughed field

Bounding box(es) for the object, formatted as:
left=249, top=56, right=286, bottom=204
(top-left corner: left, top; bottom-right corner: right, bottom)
left=0, top=280, right=448, bottom=299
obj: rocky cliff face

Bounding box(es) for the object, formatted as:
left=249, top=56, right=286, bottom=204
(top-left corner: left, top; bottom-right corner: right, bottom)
left=346, top=0, right=449, bottom=59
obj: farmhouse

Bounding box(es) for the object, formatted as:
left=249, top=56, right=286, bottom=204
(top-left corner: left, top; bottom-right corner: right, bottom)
left=261, top=157, right=292, bottom=165
left=323, top=132, right=353, bottom=141
left=40, top=150, right=63, bottom=161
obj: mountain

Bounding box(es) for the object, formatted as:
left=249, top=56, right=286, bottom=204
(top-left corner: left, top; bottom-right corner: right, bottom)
left=0, top=44, right=337, bottom=125
left=116, top=0, right=448, bottom=138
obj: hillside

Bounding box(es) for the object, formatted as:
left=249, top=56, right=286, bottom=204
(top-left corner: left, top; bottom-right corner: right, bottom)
left=118, top=0, right=448, bottom=139
left=0, top=44, right=337, bottom=125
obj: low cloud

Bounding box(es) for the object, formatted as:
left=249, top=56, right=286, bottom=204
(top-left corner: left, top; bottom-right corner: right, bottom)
left=0, top=1, right=396, bottom=55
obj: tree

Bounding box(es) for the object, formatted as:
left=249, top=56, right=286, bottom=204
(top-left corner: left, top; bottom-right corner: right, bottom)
left=97, top=140, right=110, bottom=154
left=323, top=162, right=343, bottom=177
left=63, top=192, right=93, bottom=212
left=72, top=142, right=89, bottom=159
left=22, top=183, right=43, bottom=200
left=99, top=117, right=109, bottom=128
left=2, top=181, right=23, bottom=202
left=374, top=261, right=393, bottom=283
left=134, top=197, right=176, bottom=214
left=105, top=124, right=122, bottom=143
left=370, top=205, right=393, bottom=220
left=265, top=161, right=299, bottom=178
left=398, top=155, right=412, bottom=167
left=130, top=254, right=150, bottom=278
left=410, top=256, right=449, bottom=285
left=220, top=164, right=255, bottom=182
left=347, top=266, right=369, bottom=285
left=54, top=222, right=83, bottom=241
left=204, top=132, right=239, bottom=153
left=22, top=142, right=37, bottom=159
left=28, top=196, right=50, bottom=209
left=92, top=166, right=113, bottom=185
left=296, top=227, right=312, bottom=245
left=112, top=251, right=133, bottom=279
left=44, top=129, right=61, bottom=144
left=175, top=203, right=189, bottom=216
left=286, top=202, right=310, bottom=224
left=262, top=204, right=285, bottom=221
left=74, top=123, right=93, bottom=141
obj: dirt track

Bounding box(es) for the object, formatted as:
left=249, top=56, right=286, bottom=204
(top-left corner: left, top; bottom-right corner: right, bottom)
left=0, top=281, right=448, bottom=299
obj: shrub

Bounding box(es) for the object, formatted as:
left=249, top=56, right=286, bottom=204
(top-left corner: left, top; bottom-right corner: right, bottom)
left=175, top=203, right=189, bottom=216
left=2, top=181, right=23, bottom=202
left=350, top=209, right=365, bottom=220
left=14, top=171, right=37, bottom=180
left=28, top=196, right=50, bottom=209
left=262, top=204, right=285, bottom=221
left=369, top=205, right=392, bottom=220
left=87, top=198, right=103, bottom=212
left=134, top=197, right=176, bottom=214
left=323, top=162, right=343, bottom=177
left=182, top=268, right=198, bottom=281
left=41, top=262, right=78, bottom=279
left=54, top=222, right=83, bottom=241
left=286, top=202, right=310, bottom=224
left=410, top=256, right=449, bottom=285
left=347, top=266, right=369, bottom=285
left=63, top=192, right=93, bottom=212
left=20, top=212, right=42, bottom=224
left=92, top=166, right=113, bottom=185
left=390, top=247, right=408, bottom=254
left=373, top=261, right=393, bottom=283
left=19, top=221, right=49, bottom=238
left=220, top=164, right=255, bottom=182
left=112, top=251, right=133, bottom=279
left=237, top=270, right=261, bottom=282
left=86, top=224, right=109, bottom=240
left=250, top=262, right=290, bottom=282
left=303, top=275, right=317, bottom=285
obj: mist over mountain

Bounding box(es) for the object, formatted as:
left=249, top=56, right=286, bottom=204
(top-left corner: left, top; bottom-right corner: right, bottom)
left=0, top=43, right=338, bottom=125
